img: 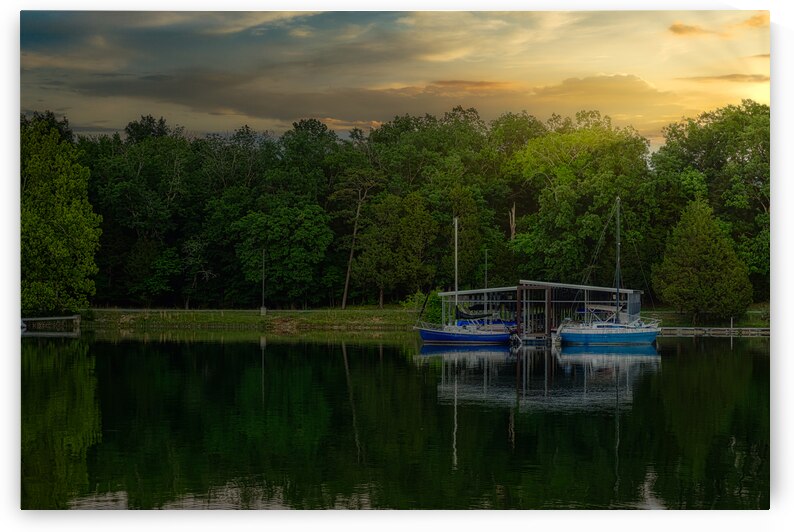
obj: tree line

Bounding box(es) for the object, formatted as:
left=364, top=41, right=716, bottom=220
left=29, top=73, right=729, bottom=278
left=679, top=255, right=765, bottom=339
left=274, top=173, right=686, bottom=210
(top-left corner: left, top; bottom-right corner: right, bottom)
left=21, top=100, right=769, bottom=321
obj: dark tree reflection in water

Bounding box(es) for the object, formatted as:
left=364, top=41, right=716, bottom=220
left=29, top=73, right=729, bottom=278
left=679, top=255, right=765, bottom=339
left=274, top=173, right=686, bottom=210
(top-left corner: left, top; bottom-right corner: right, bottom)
left=21, top=335, right=769, bottom=509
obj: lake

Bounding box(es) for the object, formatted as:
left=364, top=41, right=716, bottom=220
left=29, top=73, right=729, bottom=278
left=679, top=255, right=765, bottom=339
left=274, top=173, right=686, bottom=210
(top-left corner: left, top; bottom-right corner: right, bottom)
left=21, top=333, right=769, bottom=509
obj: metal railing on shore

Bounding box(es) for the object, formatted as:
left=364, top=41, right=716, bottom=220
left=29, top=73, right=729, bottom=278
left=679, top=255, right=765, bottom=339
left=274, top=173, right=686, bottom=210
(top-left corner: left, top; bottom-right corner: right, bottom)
left=22, top=315, right=81, bottom=337
left=659, top=327, right=769, bottom=337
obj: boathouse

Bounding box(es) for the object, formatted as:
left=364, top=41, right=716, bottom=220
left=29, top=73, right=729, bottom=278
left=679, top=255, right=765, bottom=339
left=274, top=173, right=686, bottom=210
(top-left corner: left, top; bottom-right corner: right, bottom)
left=438, top=280, right=645, bottom=342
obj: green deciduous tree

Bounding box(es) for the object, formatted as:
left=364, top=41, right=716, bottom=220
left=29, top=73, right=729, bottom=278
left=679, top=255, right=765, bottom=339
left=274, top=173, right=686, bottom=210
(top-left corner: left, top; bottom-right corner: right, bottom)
left=652, top=200, right=752, bottom=324
left=275, top=119, right=340, bottom=203
left=55, top=101, right=768, bottom=311
left=354, top=192, right=438, bottom=307
left=21, top=117, right=102, bottom=314
left=509, top=112, right=655, bottom=288
left=22, top=110, right=74, bottom=144
left=234, top=202, right=334, bottom=307
left=124, top=114, right=170, bottom=144
left=652, top=100, right=769, bottom=299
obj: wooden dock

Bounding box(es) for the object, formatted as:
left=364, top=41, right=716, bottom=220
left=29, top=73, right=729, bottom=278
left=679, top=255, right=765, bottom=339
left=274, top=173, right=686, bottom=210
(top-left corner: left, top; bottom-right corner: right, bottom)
left=22, top=315, right=81, bottom=337
left=659, top=327, right=769, bottom=337
left=519, top=333, right=551, bottom=345
left=523, top=327, right=769, bottom=344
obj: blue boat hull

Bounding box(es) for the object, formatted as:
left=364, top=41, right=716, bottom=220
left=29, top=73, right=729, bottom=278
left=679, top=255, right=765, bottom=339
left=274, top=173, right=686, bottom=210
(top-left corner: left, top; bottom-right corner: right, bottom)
left=416, top=327, right=511, bottom=345
left=559, top=327, right=658, bottom=346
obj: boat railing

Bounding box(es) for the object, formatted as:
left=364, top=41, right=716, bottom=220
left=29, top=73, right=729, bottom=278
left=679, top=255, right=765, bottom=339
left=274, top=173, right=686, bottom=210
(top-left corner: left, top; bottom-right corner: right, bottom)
left=414, top=321, right=446, bottom=331
left=631, top=317, right=661, bottom=328
left=415, top=320, right=514, bottom=334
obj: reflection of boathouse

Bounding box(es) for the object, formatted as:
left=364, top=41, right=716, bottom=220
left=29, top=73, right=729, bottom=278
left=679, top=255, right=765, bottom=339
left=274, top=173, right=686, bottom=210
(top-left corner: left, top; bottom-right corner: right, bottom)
left=416, top=345, right=660, bottom=413
left=438, top=280, right=645, bottom=342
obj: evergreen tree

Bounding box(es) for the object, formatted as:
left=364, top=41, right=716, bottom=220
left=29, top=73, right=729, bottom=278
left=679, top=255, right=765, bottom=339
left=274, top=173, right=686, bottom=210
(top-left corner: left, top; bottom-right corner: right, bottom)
left=652, top=200, right=752, bottom=324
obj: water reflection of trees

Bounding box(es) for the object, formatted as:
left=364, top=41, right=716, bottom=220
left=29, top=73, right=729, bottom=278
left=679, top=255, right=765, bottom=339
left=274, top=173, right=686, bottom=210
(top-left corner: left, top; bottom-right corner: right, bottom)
left=417, top=339, right=768, bottom=509
left=631, top=338, right=769, bottom=509
left=22, top=338, right=101, bottom=509
left=22, top=336, right=768, bottom=509
left=417, top=345, right=664, bottom=508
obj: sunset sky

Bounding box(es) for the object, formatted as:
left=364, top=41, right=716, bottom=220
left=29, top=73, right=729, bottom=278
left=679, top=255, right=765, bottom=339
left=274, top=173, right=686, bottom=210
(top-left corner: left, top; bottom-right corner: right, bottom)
left=19, top=8, right=770, bottom=147
left=5, top=5, right=793, bottom=520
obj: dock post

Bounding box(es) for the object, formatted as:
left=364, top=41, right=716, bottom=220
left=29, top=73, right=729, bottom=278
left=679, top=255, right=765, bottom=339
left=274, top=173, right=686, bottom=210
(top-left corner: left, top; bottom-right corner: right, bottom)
left=545, top=287, right=551, bottom=336
left=516, top=284, right=523, bottom=337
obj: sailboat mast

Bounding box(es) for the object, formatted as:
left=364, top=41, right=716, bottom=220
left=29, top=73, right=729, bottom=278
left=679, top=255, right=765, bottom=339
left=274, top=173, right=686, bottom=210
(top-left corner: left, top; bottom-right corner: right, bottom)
left=616, top=197, right=621, bottom=322
left=484, top=248, right=488, bottom=319
left=454, top=217, right=458, bottom=319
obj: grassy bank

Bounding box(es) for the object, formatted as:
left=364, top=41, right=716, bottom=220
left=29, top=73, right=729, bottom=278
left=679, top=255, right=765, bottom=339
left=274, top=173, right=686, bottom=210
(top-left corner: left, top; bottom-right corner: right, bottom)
left=86, top=327, right=419, bottom=348
left=81, top=302, right=769, bottom=333
left=83, top=306, right=418, bottom=333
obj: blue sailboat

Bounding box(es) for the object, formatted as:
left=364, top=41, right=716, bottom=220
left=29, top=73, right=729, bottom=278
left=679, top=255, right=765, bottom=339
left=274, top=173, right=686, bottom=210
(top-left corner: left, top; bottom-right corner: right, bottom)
left=415, top=321, right=513, bottom=345
left=415, top=217, right=513, bottom=346
left=557, top=316, right=660, bottom=345
left=557, top=197, right=660, bottom=346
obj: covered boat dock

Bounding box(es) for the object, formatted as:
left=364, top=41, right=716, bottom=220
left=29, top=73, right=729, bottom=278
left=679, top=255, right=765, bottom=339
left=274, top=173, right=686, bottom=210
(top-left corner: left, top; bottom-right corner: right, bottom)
left=438, top=280, right=645, bottom=344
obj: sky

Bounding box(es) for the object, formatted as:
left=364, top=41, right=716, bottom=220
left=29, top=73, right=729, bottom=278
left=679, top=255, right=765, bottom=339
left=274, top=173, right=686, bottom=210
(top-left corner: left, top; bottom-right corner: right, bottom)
left=19, top=8, right=769, bottom=147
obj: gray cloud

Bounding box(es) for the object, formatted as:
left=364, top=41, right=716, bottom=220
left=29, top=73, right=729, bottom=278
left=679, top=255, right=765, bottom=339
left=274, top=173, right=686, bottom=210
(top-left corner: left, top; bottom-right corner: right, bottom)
left=20, top=12, right=768, bottom=141
left=67, top=70, right=690, bottom=140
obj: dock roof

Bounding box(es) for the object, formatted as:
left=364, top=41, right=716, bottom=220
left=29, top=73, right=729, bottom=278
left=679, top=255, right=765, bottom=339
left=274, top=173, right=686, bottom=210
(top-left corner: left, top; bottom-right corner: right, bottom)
left=438, top=279, right=643, bottom=297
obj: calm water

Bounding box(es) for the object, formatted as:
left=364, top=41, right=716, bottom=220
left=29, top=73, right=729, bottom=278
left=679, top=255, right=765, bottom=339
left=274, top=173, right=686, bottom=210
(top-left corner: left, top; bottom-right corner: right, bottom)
left=21, top=333, right=769, bottom=509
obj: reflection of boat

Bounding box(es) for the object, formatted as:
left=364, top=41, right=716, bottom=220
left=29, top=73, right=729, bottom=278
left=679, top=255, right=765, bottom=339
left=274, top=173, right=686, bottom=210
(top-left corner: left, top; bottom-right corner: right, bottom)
left=558, top=343, right=659, bottom=357
left=413, top=344, right=661, bottom=415
left=415, top=217, right=512, bottom=345
left=557, top=198, right=659, bottom=346
left=420, top=344, right=512, bottom=357
left=555, top=344, right=661, bottom=371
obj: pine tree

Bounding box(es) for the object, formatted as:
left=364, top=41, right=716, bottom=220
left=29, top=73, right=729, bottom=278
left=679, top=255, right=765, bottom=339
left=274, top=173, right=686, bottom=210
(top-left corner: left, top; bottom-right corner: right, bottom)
left=652, top=200, right=752, bottom=324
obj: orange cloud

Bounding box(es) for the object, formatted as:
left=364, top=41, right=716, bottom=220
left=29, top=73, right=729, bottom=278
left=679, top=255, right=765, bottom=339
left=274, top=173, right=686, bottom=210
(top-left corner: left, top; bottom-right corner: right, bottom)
left=669, top=22, right=714, bottom=36
left=669, top=13, right=768, bottom=39
left=739, top=12, right=769, bottom=28
left=318, top=117, right=383, bottom=131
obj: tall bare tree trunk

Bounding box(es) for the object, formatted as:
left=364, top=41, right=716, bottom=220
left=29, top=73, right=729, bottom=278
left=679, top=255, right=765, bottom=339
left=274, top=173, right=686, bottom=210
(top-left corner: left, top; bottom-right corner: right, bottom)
left=341, top=199, right=362, bottom=310
left=341, top=343, right=362, bottom=462
left=509, top=202, right=516, bottom=240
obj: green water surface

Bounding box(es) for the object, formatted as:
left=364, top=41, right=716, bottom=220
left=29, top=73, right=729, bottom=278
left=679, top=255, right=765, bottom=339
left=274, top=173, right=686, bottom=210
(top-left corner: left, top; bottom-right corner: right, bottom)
left=21, top=334, right=769, bottom=509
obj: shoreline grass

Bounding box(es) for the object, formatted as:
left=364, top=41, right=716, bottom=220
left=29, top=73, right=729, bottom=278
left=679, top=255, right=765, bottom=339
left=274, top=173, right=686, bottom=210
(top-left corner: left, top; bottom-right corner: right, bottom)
left=86, top=327, right=420, bottom=347
left=81, top=302, right=770, bottom=333
left=82, top=306, right=418, bottom=333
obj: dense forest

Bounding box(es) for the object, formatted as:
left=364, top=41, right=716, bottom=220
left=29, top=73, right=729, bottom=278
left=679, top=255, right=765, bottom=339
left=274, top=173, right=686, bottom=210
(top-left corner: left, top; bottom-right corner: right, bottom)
left=21, top=100, right=769, bottom=317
